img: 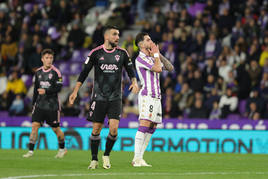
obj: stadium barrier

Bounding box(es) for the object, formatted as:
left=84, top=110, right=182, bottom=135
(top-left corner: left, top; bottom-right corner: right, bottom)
left=1, top=127, right=268, bottom=154
left=0, top=117, right=268, bottom=130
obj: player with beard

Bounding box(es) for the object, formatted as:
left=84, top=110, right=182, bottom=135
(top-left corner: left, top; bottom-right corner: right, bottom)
left=132, top=32, right=174, bottom=167
left=69, top=26, right=139, bottom=169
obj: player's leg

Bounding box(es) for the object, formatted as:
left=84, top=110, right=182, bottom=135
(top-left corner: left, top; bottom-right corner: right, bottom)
left=140, top=122, right=157, bottom=161
left=52, top=127, right=67, bottom=158
left=87, top=100, right=107, bottom=169
left=46, top=110, right=66, bottom=158
left=23, top=122, right=40, bottom=158
left=23, top=107, right=44, bottom=158
left=132, top=119, right=151, bottom=166
left=102, top=100, right=121, bottom=169
left=88, top=122, right=103, bottom=169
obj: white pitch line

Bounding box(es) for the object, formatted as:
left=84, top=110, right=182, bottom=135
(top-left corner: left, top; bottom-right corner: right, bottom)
left=2, top=172, right=268, bottom=179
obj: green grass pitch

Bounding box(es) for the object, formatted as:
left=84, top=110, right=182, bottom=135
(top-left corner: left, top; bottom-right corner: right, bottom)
left=0, top=149, right=268, bottom=179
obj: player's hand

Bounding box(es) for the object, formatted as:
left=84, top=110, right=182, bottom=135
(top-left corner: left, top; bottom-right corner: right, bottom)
left=37, top=88, right=45, bottom=95
left=148, top=42, right=160, bottom=57
left=69, top=92, right=77, bottom=105
left=129, top=82, right=139, bottom=94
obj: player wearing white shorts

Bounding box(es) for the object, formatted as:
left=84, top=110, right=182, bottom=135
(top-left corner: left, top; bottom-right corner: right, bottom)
left=132, top=32, right=174, bottom=167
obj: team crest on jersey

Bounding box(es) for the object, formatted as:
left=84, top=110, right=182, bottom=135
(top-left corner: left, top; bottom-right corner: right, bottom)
left=99, top=56, right=104, bottom=60
left=115, top=55, right=120, bottom=61
left=38, top=75, right=41, bottom=79
left=48, top=73, right=53, bottom=79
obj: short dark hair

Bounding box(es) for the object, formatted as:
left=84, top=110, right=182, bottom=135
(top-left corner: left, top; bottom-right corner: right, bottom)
left=135, top=32, right=149, bottom=47
left=41, top=49, right=54, bottom=57
left=103, top=25, right=119, bottom=35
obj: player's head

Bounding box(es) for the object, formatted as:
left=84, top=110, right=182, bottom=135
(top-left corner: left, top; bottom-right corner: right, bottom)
left=135, top=32, right=151, bottom=50
left=41, top=48, right=54, bottom=69
left=103, top=25, right=119, bottom=48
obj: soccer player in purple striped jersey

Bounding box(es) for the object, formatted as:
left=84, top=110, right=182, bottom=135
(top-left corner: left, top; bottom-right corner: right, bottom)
left=132, top=32, right=174, bottom=167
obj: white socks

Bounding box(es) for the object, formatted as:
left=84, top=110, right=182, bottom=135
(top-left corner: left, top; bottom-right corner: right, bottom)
left=134, top=131, right=145, bottom=160
left=134, top=131, right=152, bottom=160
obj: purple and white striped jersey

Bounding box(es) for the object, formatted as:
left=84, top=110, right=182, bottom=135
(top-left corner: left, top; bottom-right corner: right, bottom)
left=136, top=51, right=161, bottom=99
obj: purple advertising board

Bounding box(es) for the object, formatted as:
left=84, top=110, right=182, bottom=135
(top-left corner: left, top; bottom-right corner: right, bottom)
left=0, top=117, right=267, bottom=130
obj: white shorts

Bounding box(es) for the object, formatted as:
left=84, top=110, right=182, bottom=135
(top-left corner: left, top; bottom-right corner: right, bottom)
left=138, top=94, right=162, bottom=124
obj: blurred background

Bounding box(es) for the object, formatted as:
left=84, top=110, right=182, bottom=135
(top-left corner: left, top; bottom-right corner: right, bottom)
left=0, top=0, right=268, bottom=123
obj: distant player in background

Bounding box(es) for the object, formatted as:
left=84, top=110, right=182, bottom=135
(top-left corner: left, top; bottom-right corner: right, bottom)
left=69, top=26, right=139, bottom=169
left=133, top=32, right=174, bottom=166
left=23, top=49, right=66, bottom=158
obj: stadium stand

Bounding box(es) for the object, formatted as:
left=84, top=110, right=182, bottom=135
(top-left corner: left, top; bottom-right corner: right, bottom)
left=1, top=0, right=268, bottom=120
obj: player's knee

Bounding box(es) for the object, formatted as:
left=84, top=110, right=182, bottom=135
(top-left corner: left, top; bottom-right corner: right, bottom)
left=109, top=128, right=118, bottom=136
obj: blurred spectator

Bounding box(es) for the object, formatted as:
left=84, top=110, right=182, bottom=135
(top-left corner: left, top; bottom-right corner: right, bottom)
left=188, top=99, right=207, bottom=119
left=174, top=82, right=193, bottom=116
left=246, top=102, right=259, bottom=120
left=247, top=60, right=262, bottom=88
left=0, top=91, right=9, bottom=111
left=245, top=89, right=266, bottom=117
left=67, top=21, right=86, bottom=49
left=219, top=88, right=238, bottom=118
left=8, top=94, right=24, bottom=116
left=1, top=35, right=18, bottom=71
left=205, top=88, right=220, bottom=112
left=6, top=71, right=27, bottom=95
left=162, top=87, right=180, bottom=118
left=27, top=44, right=42, bottom=74
left=0, top=70, right=7, bottom=95
left=190, top=70, right=204, bottom=92
left=260, top=72, right=268, bottom=99
left=218, top=58, right=231, bottom=82
left=209, top=101, right=221, bottom=120
left=151, top=6, right=165, bottom=27
left=205, top=33, right=221, bottom=58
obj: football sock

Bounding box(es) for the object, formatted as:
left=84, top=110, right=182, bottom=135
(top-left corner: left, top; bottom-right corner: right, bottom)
left=134, top=126, right=149, bottom=160
left=90, top=133, right=101, bottom=161
left=141, top=128, right=156, bottom=158
left=104, top=133, right=117, bottom=156
left=29, top=142, right=35, bottom=151
left=58, top=139, right=65, bottom=149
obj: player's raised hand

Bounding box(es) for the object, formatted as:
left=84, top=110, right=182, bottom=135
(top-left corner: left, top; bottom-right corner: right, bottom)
left=69, top=92, right=77, bottom=105
left=148, top=42, right=160, bottom=57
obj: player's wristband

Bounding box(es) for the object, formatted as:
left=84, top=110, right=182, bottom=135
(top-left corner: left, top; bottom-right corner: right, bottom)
left=154, top=53, right=159, bottom=58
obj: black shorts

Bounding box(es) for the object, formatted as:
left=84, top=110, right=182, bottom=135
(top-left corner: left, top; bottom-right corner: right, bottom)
left=87, top=100, right=122, bottom=123
left=32, top=107, right=60, bottom=128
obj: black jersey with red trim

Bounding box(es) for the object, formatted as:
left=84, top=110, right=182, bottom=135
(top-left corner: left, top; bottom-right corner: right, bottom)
left=78, top=45, right=135, bottom=101
left=32, top=65, right=63, bottom=111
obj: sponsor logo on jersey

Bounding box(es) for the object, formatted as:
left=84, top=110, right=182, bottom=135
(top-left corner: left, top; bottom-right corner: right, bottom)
left=100, top=64, right=118, bottom=71
left=115, top=55, right=120, bottom=61
left=99, top=56, right=104, bottom=60
left=48, top=73, right=53, bottom=79
left=40, top=81, right=51, bottom=88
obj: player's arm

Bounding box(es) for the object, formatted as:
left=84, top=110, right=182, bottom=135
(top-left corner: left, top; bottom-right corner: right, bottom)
left=149, top=43, right=162, bottom=73
left=160, top=54, right=174, bottom=72
left=123, top=52, right=139, bottom=94
left=32, top=73, right=39, bottom=105
left=69, top=56, right=94, bottom=104
left=45, top=73, right=63, bottom=95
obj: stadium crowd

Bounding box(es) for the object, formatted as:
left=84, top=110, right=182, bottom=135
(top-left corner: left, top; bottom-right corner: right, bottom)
left=1, top=0, right=268, bottom=120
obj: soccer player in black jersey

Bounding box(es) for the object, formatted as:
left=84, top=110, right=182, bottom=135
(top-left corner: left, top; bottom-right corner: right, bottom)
left=69, top=26, right=139, bottom=169
left=23, top=49, right=67, bottom=158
